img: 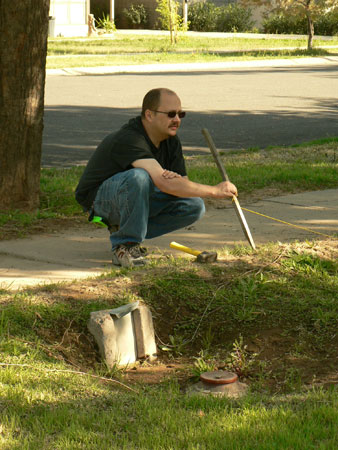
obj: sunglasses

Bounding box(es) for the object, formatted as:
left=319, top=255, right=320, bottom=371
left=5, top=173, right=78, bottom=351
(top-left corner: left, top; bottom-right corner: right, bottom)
left=151, top=110, right=186, bottom=119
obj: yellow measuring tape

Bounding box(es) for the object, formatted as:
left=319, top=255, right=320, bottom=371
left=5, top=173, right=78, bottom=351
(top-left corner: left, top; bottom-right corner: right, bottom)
left=237, top=202, right=338, bottom=240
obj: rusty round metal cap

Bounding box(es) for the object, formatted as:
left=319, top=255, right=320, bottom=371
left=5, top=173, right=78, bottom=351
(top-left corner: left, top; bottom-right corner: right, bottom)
left=200, top=371, right=238, bottom=385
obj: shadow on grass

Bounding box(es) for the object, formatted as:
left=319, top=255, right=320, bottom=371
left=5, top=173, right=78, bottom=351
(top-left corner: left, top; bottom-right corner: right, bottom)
left=1, top=365, right=337, bottom=448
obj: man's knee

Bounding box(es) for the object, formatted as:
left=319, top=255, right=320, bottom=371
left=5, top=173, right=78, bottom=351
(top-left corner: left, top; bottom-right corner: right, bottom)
left=187, top=197, right=205, bottom=221
left=128, top=168, right=153, bottom=188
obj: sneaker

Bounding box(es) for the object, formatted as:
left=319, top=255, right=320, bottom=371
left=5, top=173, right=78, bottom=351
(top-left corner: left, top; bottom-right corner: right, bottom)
left=112, top=243, right=148, bottom=267
left=138, top=245, right=148, bottom=256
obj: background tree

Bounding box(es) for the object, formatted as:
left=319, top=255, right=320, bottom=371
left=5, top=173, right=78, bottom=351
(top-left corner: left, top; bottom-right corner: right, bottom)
left=0, top=1, right=50, bottom=210
left=156, top=0, right=187, bottom=43
left=241, top=0, right=336, bottom=49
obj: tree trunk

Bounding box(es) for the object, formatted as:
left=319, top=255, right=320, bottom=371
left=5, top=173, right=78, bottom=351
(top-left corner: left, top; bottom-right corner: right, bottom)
left=306, top=14, right=315, bottom=50
left=305, top=5, right=314, bottom=50
left=168, top=0, right=173, bottom=44
left=0, top=1, right=50, bottom=211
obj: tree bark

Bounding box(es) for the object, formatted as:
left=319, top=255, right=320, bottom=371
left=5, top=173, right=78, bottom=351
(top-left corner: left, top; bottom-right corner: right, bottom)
left=168, top=0, right=173, bottom=44
left=306, top=10, right=315, bottom=50
left=0, top=0, right=50, bottom=210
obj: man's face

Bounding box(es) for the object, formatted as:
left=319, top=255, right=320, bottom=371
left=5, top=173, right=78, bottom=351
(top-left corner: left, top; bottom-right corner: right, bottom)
left=150, top=92, right=183, bottom=141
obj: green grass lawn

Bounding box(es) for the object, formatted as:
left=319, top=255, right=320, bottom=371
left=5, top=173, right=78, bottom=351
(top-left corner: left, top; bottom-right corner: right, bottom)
left=1, top=139, right=337, bottom=239
left=1, top=138, right=338, bottom=447
left=1, top=238, right=337, bottom=448
left=46, top=33, right=338, bottom=68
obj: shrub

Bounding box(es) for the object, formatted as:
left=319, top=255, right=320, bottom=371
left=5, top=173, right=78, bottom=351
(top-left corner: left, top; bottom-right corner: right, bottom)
left=123, top=4, right=148, bottom=28
left=315, top=9, right=338, bottom=36
left=188, top=2, right=220, bottom=32
left=263, top=9, right=338, bottom=36
left=96, top=12, right=116, bottom=33
left=262, top=13, right=307, bottom=35
left=216, top=3, right=254, bottom=33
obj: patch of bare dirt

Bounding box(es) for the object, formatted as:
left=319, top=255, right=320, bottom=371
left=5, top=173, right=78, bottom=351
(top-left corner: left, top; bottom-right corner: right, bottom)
left=124, top=360, right=191, bottom=385
left=2, top=238, right=335, bottom=391
left=0, top=215, right=88, bottom=241
left=24, top=265, right=337, bottom=392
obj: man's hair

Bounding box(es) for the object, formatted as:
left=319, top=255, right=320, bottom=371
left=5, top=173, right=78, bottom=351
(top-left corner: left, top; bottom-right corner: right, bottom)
left=141, top=88, right=177, bottom=118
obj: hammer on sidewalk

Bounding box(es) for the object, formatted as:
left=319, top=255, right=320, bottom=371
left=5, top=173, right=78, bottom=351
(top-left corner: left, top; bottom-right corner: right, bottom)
left=170, top=241, right=217, bottom=263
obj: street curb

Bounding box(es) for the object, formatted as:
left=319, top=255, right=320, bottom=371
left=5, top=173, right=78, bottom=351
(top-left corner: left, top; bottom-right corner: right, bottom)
left=46, top=55, right=338, bottom=76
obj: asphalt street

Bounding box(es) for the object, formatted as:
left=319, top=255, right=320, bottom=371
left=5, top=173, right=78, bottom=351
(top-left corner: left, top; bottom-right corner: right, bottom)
left=43, top=59, right=338, bottom=167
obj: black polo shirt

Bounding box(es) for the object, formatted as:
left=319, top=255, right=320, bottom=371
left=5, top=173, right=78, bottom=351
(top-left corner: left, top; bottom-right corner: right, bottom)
left=75, top=116, right=187, bottom=210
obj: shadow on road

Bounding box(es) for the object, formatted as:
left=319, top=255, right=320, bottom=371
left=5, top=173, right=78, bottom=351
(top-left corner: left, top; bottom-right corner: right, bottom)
left=43, top=101, right=338, bottom=167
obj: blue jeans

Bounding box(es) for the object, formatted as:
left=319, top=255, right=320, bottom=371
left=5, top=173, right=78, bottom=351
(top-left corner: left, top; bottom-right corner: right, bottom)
left=93, top=168, right=205, bottom=250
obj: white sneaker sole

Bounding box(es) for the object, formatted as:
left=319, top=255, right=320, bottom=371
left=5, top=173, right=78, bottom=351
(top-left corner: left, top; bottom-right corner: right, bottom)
left=111, top=255, right=147, bottom=267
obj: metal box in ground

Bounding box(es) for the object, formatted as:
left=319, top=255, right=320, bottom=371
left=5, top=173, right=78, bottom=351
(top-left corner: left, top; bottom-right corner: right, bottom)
left=88, top=302, right=157, bottom=368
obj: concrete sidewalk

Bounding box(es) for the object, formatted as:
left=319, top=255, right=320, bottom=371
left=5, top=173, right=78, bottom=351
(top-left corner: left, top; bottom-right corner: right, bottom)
left=0, top=189, right=337, bottom=290
left=46, top=55, right=338, bottom=77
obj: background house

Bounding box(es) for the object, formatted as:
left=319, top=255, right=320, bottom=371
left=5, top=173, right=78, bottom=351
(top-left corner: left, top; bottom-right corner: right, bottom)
left=91, top=0, right=266, bottom=31
left=49, top=0, right=265, bottom=37
left=90, top=0, right=158, bottom=29
left=49, top=0, right=119, bottom=36
left=49, top=0, right=90, bottom=37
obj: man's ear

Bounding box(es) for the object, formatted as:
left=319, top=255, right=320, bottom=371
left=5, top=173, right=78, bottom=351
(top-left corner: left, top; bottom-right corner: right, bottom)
left=144, top=109, right=153, bottom=122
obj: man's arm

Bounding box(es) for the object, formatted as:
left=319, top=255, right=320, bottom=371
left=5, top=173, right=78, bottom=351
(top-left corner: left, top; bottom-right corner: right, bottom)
left=132, top=158, right=237, bottom=199
left=161, top=169, right=182, bottom=179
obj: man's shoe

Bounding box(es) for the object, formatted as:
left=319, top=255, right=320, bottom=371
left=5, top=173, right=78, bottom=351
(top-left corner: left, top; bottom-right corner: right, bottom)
left=112, top=243, right=148, bottom=267
left=139, top=245, right=148, bottom=256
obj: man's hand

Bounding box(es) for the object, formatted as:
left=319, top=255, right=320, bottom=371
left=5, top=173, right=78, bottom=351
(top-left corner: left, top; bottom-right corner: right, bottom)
left=213, top=181, right=238, bottom=198
left=162, top=169, right=182, bottom=179
left=132, top=158, right=238, bottom=199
